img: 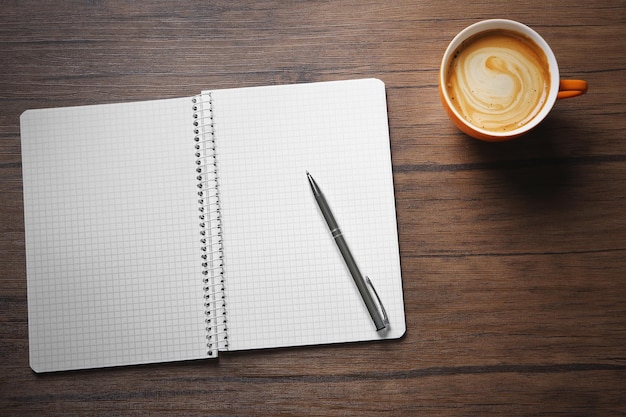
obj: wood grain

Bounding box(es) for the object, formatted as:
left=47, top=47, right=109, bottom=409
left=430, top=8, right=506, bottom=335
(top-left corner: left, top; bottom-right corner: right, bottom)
left=1, top=1, right=625, bottom=415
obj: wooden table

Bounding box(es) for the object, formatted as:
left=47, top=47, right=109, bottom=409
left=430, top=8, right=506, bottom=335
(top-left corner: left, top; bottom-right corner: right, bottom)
left=2, top=1, right=625, bottom=415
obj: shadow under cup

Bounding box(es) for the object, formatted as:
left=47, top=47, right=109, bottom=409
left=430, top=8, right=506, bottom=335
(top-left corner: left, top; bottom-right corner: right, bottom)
left=439, top=19, right=585, bottom=142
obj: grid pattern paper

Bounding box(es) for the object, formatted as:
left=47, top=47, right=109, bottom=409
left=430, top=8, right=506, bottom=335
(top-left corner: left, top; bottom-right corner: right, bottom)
left=207, top=79, right=406, bottom=351
left=21, top=98, right=208, bottom=372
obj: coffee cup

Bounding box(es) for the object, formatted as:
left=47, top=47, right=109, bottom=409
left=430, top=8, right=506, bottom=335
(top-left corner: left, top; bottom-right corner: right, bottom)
left=439, top=19, right=587, bottom=141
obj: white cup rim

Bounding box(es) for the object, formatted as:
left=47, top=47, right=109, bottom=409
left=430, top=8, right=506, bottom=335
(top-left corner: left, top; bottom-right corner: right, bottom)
left=440, top=19, right=560, bottom=138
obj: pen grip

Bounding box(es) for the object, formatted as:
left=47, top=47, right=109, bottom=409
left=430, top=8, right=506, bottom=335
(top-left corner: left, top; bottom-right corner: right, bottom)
left=315, top=193, right=339, bottom=233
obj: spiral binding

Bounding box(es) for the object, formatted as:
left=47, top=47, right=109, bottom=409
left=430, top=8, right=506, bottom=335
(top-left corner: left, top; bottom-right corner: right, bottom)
left=192, top=93, right=228, bottom=357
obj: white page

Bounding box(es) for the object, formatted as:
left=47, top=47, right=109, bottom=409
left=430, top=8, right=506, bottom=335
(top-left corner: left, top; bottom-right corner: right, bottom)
left=208, top=79, right=406, bottom=351
left=22, top=98, right=208, bottom=372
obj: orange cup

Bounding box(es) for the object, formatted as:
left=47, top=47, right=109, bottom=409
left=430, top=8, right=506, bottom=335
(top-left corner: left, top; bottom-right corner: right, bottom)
left=439, top=19, right=587, bottom=141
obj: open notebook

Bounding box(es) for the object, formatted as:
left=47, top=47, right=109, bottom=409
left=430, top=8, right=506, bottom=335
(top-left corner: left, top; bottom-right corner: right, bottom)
left=21, top=78, right=405, bottom=373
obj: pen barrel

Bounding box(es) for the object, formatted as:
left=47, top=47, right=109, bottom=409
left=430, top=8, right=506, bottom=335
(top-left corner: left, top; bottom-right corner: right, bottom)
left=308, top=173, right=386, bottom=331
left=334, top=234, right=387, bottom=331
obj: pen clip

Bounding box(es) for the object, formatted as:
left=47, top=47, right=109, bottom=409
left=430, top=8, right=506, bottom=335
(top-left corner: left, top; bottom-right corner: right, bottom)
left=365, top=276, right=389, bottom=329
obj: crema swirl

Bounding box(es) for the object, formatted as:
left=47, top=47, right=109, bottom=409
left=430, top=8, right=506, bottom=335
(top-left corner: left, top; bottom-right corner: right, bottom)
left=446, top=30, right=550, bottom=132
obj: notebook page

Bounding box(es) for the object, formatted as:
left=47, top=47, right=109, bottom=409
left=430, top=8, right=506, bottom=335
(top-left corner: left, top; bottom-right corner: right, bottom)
left=21, top=98, right=208, bottom=372
left=209, top=79, right=405, bottom=351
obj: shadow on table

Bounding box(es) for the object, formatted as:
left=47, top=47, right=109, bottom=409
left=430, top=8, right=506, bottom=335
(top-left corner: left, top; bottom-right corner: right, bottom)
left=463, top=113, right=593, bottom=206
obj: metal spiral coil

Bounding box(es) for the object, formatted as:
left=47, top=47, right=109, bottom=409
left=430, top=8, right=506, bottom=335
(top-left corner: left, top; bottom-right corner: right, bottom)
left=192, top=93, right=228, bottom=356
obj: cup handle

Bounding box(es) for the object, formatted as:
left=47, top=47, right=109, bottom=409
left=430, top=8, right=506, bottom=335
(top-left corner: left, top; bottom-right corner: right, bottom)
left=557, top=79, right=588, bottom=99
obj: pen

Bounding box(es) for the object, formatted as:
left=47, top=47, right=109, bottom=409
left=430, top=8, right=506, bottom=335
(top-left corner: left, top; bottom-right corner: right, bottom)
left=306, top=172, right=388, bottom=331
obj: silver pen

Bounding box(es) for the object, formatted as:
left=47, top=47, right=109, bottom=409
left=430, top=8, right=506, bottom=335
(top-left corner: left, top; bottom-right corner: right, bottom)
left=307, top=172, right=389, bottom=331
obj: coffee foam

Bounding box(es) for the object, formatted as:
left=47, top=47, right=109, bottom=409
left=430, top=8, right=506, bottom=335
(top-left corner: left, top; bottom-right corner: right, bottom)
left=446, top=30, right=550, bottom=132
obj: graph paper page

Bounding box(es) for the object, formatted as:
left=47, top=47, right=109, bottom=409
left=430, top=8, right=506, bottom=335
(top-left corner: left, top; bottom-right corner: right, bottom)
left=21, top=97, right=208, bottom=372
left=208, top=79, right=406, bottom=351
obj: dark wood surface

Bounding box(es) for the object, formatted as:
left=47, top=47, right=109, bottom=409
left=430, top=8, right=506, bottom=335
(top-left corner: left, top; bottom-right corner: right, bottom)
left=2, top=1, right=625, bottom=415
